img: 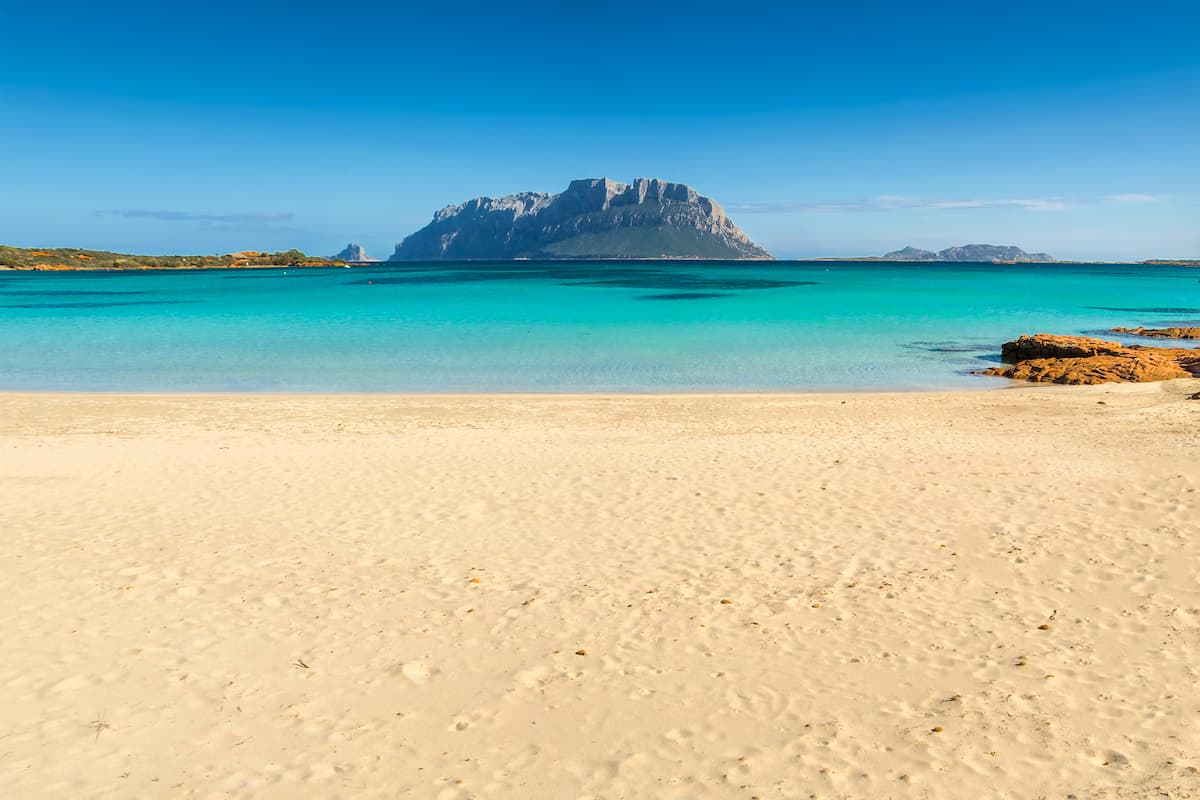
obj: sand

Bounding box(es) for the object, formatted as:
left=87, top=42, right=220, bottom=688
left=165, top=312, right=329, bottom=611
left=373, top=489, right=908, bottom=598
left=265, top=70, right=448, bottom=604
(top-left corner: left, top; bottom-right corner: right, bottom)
left=1, top=383, right=1198, bottom=799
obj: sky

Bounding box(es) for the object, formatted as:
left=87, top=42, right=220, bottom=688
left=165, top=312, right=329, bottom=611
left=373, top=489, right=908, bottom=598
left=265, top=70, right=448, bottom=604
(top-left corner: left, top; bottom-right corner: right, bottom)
left=1, top=0, right=1197, bottom=261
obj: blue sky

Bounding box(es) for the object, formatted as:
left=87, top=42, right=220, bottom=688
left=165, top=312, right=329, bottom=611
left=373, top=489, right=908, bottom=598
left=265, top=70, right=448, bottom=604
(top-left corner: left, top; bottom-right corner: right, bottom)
left=1, top=0, right=1197, bottom=260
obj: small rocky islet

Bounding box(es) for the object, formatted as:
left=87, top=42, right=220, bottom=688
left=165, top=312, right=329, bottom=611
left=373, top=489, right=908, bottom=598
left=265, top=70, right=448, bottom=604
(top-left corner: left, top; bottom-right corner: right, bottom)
left=1110, top=326, right=1200, bottom=339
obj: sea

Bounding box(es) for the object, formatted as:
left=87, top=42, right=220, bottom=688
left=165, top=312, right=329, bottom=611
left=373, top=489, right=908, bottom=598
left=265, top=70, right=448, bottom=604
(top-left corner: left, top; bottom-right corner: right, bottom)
left=0, top=261, right=1196, bottom=392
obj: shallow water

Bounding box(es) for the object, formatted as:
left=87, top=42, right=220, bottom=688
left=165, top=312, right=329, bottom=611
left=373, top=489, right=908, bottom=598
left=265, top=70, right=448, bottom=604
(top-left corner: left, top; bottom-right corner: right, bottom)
left=0, top=261, right=1196, bottom=392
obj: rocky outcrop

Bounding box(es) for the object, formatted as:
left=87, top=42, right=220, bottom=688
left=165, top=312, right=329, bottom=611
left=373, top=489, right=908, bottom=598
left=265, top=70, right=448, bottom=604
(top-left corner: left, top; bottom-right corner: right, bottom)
left=981, top=334, right=1200, bottom=384
left=1111, top=326, right=1200, bottom=339
left=391, top=178, right=772, bottom=261
left=331, top=243, right=377, bottom=262
left=883, top=244, right=1053, bottom=263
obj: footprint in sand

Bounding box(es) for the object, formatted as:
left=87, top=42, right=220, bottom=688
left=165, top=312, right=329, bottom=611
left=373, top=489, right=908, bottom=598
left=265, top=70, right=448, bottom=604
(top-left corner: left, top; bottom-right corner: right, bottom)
left=393, top=662, right=435, bottom=684
left=514, top=665, right=552, bottom=689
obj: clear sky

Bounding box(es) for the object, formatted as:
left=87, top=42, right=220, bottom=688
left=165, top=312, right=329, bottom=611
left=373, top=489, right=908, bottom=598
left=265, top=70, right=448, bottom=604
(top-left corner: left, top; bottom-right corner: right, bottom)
left=2, top=0, right=1197, bottom=260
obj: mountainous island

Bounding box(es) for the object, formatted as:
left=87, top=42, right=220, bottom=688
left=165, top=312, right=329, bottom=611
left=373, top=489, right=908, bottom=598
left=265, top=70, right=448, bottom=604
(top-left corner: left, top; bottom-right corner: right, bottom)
left=391, top=178, right=772, bottom=261
left=881, top=244, right=1054, bottom=262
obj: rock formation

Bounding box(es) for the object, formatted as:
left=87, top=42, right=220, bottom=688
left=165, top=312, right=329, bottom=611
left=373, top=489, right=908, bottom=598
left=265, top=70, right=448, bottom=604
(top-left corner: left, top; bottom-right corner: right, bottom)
left=981, top=334, right=1200, bottom=384
left=883, top=244, right=1053, bottom=263
left=1111, top=326, right=1200, bottom=339
left=332, top=243, right=377, bottom=262
left=390, top=178, right=772, bottom=261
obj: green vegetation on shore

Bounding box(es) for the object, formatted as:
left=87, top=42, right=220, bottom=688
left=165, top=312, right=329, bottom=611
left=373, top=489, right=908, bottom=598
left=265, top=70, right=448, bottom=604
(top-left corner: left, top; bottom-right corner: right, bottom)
left=2, top=243, right=1195, bottom=270
left=0, top=245, right=341, bottom=270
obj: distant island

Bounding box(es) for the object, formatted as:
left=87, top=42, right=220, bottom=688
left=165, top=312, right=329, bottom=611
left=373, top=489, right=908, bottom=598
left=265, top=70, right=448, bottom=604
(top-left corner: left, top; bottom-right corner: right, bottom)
left=332, top=243, right=379, bottom=263
left=4, top=239, right=1195, bottom=273
left=881, top=244, right=1054, bottom=263
left=391, top=177, right=773, bottom=261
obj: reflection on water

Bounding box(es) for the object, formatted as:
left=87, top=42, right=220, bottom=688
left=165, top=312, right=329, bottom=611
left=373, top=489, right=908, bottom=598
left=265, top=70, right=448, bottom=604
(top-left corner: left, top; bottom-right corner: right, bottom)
left=348, top=264, right=815, bottom=292
left=637, top=292, right=733, bottom=301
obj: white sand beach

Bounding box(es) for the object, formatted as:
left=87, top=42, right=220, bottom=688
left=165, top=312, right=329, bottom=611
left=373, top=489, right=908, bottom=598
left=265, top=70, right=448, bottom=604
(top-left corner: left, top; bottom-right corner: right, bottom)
left=1, top=384, right=1198, bottom=799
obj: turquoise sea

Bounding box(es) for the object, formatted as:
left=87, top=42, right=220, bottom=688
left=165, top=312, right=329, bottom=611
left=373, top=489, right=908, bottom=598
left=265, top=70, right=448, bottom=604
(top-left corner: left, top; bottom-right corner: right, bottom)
left=0, top=261, right=1196, bottom=392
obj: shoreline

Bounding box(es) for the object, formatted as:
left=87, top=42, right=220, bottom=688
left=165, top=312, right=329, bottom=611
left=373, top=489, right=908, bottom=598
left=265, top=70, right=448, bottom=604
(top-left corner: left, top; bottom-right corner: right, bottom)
left=0, top=376, right=1194, bottom=398
left=0, top=380, right=1184, bottom=398
left=3, top=259, right=1197, bottom=272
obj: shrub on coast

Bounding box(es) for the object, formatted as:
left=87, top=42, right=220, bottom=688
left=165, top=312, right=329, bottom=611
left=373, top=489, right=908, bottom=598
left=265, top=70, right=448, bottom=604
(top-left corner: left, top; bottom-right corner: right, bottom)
left=0, top=245, right=333, bottom=270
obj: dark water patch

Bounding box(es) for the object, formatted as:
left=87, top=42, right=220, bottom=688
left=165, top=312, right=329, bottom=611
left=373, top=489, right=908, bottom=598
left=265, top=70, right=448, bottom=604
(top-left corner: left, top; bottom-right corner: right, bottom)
left=348, top=266, right=680, bottom=286
left=0, top=290, right=149, bottom=297
left=1085, top=306, right=1200, bottom=314
left=346, top=264, right=818, bottom=292
left=903, top=340, right=995, bottom=354
left=571, top=277, right=817, bottom=291
left=637, top=292, right=733, bottom=301
left=3, top=300, right=197, bottom=309
left=387, top=264, right=584, bottom=274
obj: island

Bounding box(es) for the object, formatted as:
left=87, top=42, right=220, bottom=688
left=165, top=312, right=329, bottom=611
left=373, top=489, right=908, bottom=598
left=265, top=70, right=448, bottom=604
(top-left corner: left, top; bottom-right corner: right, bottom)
left=881, top=244, right=1054, bottom=263
left=390, top=177, right=773, bottom=261
left=332, top=243, right=379, bottom=263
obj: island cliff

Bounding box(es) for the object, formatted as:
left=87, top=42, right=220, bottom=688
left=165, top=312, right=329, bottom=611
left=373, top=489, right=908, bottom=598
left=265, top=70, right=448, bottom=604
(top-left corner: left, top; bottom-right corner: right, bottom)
left=390, top=178, right=772, bottom=261
left=331, top=243, right=378, bottom=262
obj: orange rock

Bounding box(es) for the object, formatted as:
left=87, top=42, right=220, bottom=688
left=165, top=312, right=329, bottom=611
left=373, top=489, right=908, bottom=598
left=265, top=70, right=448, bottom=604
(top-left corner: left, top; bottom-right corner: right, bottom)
left=981, top=334, right=1200, bottom=385
left=1112, top=326, right=1200, bottom=340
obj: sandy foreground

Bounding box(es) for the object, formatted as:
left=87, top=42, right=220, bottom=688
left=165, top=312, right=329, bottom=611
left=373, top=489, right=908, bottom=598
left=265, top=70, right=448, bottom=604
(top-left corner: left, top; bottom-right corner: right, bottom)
left=1, top=384, right=1198, bottom=800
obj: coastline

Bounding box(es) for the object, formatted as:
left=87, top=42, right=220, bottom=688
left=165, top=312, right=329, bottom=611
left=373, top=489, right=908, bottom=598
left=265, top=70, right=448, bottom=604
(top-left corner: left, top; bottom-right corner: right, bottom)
left=2, top=383, right=1198, bottom=798
left=2, top=258, right=1197, bottom=272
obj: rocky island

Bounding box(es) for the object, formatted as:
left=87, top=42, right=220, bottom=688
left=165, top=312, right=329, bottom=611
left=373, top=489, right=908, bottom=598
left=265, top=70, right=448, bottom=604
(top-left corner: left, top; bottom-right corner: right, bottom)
left=331, top=243, right=378, bottom=263
left=390, top=177, right=772, bottom=261
left=882, top=244, right=1054, bottom=262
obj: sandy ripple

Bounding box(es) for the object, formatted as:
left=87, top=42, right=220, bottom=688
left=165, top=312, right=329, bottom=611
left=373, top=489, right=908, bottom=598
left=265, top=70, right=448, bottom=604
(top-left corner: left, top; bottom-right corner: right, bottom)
left=0, top=383, right=1198, bottom=798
